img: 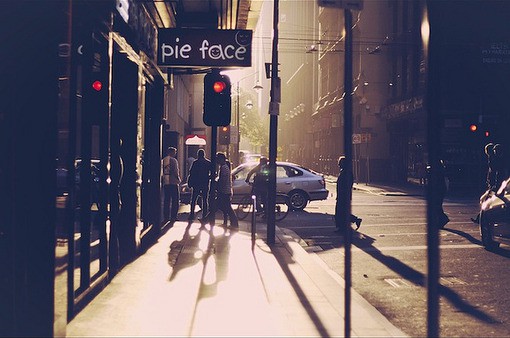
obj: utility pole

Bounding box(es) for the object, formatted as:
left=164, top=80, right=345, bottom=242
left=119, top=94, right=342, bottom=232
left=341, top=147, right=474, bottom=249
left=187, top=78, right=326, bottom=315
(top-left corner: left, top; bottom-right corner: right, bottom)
left=343, top=8, right=354, bottom=338
left=267, top=0, right=280, bottom=245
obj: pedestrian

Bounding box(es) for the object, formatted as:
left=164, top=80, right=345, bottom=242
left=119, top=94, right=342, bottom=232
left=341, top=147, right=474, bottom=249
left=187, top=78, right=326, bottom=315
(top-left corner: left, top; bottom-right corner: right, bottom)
left=245, top=156, right=269, bottom=211
left=334, top=156, right=362, bottom=233
left=427, top=158, right=449, bottom=229
left=187, top=148, right=211, bottom=221
left=162, top=146, right=181, bottom=223
left=484, top=142, right=496, bottom=191
left=202, top=152, right=239, bottom=228
left=472, top=143, right=495, bottom=224
left=492, top=143, right=507, bottom=191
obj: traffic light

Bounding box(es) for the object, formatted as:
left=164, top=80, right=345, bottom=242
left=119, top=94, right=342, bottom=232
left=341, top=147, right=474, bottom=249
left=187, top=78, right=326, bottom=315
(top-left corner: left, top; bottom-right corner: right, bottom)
left=219, top=125, right=231, bottom=145
left=203, top=70, right=231, bottom=126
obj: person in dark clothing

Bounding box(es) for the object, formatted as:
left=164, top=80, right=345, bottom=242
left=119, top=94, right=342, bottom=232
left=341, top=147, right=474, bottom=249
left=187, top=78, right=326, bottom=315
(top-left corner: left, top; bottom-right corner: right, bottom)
left=162, top=147, right=181, bottom=222
left=201, top=152, right=238, bottom=228
left=484, top=142, right=496, bottom=191
left=334, top=156, right=362, bottom=233
left=427, top=159, right=449, bottom=229
left=245, top=156, right=269, bottom=212
left=492, top=143, right=507, bottom=191
left=472, top=143, right=504, bottom=224
left=187, top=148, right=211, bottom=221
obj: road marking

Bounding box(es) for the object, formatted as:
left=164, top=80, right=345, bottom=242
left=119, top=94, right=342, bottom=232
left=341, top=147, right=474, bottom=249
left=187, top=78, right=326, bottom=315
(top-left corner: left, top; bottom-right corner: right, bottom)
left=351, top=244, right=481, bottom=252
left=440, top=276, right=468, bottom=285
left=286, top=221, right=479, bottom=229
left=384, top=276, right=468, bottom=288
left=384, top=278, right=414, bottom=288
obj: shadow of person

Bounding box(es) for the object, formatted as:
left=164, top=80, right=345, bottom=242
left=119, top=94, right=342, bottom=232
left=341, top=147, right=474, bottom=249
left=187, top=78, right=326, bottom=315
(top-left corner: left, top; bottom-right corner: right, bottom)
left=168, top=221, right=203, bottom=281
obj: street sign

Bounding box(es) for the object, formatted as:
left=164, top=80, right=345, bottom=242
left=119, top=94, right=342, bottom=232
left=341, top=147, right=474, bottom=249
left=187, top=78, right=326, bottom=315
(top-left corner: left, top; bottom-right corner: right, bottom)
left=158, top=28, right=252, bottom=68
left=317, top=0, right=363, bottom=10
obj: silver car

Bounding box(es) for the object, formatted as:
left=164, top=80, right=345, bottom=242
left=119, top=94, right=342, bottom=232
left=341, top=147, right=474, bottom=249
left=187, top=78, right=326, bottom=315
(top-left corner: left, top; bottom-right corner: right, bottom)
left=479, top=178, right=510, bottom=251
left=231, top=161, right=329, bottom=210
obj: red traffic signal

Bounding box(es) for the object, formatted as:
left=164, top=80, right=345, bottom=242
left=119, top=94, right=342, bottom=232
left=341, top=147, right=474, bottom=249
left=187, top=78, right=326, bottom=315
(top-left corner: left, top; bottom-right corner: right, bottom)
left=203, top=70, right=232, bottom=126
left=92, top=80, right=103, bottom=91
left=469, top=124, right=477, bottom=132
left=213, top=81, right=227, bottom=93
left=219, top=125, right=231, bottom=145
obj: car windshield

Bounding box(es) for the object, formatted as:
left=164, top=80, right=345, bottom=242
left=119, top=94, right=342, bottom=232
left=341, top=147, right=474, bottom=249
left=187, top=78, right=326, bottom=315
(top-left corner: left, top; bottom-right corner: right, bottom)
left=232, top=163, right=257, bottom=179
left=296, top=164, right=321, bottom=176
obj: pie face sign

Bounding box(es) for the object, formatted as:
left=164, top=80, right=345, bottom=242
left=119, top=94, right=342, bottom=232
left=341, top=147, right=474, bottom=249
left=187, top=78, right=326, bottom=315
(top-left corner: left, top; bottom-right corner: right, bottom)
left=157, top=28, right=252, bottom=68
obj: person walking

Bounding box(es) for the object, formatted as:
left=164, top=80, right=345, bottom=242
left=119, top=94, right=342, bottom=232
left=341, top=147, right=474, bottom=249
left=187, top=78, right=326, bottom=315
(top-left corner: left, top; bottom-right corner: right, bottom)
left=162, top=147, right=181, bottom=223
left=484, top=142, right=496, bottom=191
left=334, top=156, right=362, bottom=233
left=202, top=152, right=238, bottom=228
left=492, top=143, right=507, bottom=191
left=187, top=148, right=211, bottom=221
left=472, top=143, right=496, bottom=224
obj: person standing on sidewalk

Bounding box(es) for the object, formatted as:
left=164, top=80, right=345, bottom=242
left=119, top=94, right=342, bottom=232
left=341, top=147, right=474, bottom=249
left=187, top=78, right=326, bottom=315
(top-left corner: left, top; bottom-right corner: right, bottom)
left=202, top=152, right=238, bottom=228
left=187, top=148, right=211, bottom=220
left=245, top=156, right=269, bottom=212
left=162, top=146, right=181, bottom=223
left=334, top=156, right=362, bottom=233
left=427, top=158, right=449, bottom=229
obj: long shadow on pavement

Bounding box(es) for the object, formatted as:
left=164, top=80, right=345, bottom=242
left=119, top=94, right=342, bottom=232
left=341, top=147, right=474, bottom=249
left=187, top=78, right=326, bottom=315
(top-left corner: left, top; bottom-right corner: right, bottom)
left=269, top=241, right=331, bottom=337
left=349, top=232, right=499, bottom=324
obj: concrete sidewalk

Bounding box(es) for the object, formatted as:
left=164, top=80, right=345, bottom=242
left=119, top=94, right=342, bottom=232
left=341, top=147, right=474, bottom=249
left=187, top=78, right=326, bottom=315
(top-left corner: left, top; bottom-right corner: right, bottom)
left=67, top=218, right=407, bottom=337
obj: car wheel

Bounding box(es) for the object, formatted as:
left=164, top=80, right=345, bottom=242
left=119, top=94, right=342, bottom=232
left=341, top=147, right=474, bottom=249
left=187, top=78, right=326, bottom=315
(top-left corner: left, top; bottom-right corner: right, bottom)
left=288, top=190, right=308, bottom=210
left=479, top=213, right=499, bottom=251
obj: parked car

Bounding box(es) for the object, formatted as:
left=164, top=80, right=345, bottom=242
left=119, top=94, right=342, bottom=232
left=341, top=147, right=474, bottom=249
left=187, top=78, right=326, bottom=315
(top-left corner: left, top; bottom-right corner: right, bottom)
left=180, top=161, right=329, bottom=211
left=232, top=161, right=329, bottom=210
left=478, top=178, right=510, bottom=250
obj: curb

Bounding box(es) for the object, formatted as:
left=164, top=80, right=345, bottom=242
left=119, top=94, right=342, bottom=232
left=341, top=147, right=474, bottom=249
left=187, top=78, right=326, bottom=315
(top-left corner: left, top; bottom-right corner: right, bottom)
left=275, top=226, right=408, bottom=337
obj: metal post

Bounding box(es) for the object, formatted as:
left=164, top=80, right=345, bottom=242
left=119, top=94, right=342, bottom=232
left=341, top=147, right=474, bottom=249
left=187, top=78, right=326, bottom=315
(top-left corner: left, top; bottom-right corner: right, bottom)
left=251, top=195, right=257, bottom=242
left=267, top=0, right=280, bottom=245
left=343, top=8, right=354, bottom=338
left=236, top=81, right=240, bottom=167
left=423, top=2, right=440, bottom=336
left=208, top=126, right=218, bottom=226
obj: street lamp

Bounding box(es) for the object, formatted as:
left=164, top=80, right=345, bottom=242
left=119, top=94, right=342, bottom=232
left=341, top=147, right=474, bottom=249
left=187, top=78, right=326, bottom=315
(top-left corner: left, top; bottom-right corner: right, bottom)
left=229, top=71, right=263, bottom=166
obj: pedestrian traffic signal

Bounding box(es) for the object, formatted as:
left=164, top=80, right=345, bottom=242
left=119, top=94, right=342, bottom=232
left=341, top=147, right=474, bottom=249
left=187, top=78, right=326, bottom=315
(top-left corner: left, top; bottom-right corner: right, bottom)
left=203, top=70, right=231, bottom=126
left=219, top=125, right=231, bottom=145
left=92, top=80, right=103, bottom=92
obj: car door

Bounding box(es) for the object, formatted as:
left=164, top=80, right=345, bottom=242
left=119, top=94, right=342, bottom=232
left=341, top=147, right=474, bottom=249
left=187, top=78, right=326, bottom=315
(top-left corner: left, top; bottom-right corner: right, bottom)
left=276, top=164, right=302, bottom=193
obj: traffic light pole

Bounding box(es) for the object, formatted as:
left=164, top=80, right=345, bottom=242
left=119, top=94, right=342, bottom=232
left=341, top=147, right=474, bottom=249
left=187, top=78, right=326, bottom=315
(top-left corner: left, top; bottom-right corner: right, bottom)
left=208, top=126, right=218, bottom=226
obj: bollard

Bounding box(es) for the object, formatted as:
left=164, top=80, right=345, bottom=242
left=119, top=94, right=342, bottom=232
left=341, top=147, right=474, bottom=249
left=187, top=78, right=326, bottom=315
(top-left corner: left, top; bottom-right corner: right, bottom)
left=251, top=195, right=257, bottom=242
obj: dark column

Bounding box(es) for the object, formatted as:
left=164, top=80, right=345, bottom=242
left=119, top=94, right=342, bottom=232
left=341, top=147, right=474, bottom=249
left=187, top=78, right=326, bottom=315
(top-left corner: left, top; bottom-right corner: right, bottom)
left=0, top=2, right=64, bottom=336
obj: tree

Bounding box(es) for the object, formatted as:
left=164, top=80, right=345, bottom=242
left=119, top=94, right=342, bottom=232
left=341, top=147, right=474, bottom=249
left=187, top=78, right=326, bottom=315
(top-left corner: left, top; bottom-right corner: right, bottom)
left=238, top=90, right=268, bottom=150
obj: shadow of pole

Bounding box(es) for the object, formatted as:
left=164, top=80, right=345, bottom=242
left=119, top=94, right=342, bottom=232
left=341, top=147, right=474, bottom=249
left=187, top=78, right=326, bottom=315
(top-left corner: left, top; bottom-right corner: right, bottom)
left=351, top=233, right=499, bottom=324
left=270, top=243, right=331, bottom=337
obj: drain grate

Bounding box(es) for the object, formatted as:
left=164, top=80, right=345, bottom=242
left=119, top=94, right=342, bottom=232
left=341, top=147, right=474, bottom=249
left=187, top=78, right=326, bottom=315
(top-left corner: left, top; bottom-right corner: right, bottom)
left=304, top=245, right=323, bottom=252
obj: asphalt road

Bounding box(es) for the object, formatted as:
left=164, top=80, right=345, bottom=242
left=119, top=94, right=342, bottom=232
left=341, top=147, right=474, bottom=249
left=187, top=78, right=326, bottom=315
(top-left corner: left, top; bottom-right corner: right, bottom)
left=278, top=183, right=510, bottom=337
